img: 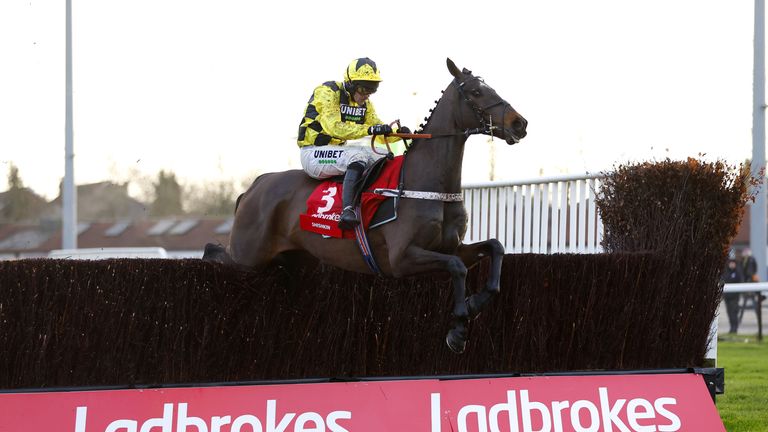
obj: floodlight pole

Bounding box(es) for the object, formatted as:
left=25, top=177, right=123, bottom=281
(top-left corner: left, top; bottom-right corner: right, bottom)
left=63, top=0, right=77, bottom=249
left=752, top=0, right=766, bottom=281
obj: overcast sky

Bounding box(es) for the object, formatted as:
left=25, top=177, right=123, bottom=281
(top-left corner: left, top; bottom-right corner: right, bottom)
left=0, top=0, right=757, bottom=199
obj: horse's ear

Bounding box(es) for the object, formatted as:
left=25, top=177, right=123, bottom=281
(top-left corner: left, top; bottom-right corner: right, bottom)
left=447, top=58, right=462, bottom=79
left=462, top=67, right=473, bottom=75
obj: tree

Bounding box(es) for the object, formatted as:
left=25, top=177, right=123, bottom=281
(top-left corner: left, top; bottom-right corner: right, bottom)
left=150, top=170, right=183, bottom=217
left=7, top=163, right=23, bottom=190
left=1, top=164, right=46, bottom=222
left=184, top=174, right=263, bottom=217
left=184, top=179, right=238, bottom=217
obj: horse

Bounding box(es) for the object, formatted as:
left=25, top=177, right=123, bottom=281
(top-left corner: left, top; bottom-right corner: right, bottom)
left=204, top=58, right=528, bottom=353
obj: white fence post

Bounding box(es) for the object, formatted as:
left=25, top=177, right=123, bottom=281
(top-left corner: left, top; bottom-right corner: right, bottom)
left=462, top=173, right=604, bottom=254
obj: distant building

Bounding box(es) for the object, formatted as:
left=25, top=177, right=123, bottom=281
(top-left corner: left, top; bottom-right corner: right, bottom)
left=0, top=217, right=232, bottom=260
left=0, top=180, right=232, bottom=259
left=42, top=181, right=148, bottom=222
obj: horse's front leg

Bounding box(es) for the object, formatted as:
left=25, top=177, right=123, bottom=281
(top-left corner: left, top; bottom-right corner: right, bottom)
left=455, top=239, right=505, bottom=319
left=391, top=246, right=470, bottom=354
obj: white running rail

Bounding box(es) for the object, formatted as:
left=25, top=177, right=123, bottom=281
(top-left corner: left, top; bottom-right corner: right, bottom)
left=461, top=173, right=605, bottom=254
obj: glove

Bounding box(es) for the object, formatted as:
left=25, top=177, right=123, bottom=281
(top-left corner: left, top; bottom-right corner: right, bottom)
left=397, top=126, right=411, bottom=134
left=368, top=124, right=393, bottom=135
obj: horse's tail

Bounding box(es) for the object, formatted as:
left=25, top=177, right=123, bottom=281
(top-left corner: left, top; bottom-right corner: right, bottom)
left=234, top=174, right=269, bottom=213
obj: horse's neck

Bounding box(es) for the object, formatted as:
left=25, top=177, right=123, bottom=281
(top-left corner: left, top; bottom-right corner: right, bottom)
left=404, top=94, right=467, bottom=193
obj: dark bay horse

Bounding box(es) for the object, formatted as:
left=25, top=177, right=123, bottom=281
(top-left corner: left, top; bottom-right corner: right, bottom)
left=204, top=58, right=528, bottom=353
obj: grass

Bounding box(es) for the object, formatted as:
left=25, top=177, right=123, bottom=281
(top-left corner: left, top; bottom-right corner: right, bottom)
left=717, top=335, right=768, bottom=431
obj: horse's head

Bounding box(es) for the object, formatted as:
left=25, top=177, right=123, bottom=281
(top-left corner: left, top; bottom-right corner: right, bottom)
left=447, top=58, right=528, bottom=145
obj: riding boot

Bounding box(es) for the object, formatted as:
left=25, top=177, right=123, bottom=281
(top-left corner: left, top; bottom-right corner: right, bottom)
left=338, top=161, right=365, bottom=230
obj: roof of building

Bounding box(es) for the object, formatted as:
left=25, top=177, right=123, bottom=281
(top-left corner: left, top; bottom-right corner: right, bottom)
left=44, top=181, right=148, bottom=221
left=0, top=217, right=232, bottom=258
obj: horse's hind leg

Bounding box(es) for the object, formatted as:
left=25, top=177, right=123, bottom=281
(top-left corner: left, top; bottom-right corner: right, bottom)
left=391, top=246, right=470, bottom=353
left=455, top=239, right=505, bottom=319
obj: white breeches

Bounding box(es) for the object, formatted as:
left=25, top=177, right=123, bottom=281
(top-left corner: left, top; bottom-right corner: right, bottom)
left=299, top=141, right=384, bottom=179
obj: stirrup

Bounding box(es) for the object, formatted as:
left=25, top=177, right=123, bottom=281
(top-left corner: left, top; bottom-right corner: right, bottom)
left=338, top=206, right=360, bottom=230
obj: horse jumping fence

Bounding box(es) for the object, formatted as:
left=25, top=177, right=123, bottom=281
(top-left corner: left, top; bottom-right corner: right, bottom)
left=462, top=173, right=605, bottom=254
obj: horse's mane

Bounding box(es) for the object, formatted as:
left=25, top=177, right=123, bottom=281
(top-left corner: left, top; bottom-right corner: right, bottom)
left=414, top=90, right=445, bottom=135
left=414, top=69, right=475, bottom=134
left=414, top=72, right=485, bottom=136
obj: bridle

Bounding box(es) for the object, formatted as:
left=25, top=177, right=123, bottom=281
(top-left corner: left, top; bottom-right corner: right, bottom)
left=452, top=75, right=512, bottom=141
left=367, top=75, right=516, bottom=207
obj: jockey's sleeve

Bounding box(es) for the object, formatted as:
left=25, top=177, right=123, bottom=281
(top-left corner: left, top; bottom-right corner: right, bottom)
left=314, top=85, right=370, bottom=141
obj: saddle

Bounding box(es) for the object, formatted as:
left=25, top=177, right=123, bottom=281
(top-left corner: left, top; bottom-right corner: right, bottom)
left=300, top=156, right=404, bottom=238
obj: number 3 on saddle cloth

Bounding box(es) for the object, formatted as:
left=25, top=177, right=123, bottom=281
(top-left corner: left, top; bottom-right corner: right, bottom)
left=299, top=156, right=405, bottom=238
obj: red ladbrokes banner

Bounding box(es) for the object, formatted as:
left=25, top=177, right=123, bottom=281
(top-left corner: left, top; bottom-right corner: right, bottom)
left=0, top=373, right=724, bottom=431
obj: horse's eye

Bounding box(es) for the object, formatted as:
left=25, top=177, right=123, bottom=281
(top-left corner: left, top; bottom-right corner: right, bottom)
left=471, top=90, right=482, bottom=97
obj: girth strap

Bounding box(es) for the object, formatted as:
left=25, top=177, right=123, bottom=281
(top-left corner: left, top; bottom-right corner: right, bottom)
left=372, top=188, right=463, bottom=202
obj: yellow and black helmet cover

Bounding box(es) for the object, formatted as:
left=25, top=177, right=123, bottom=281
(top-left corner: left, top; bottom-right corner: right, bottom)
left=344, top=58, right=382, bottom=93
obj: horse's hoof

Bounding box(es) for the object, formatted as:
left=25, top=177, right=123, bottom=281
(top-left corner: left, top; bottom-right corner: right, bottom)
left=446, top=329, right=467, bottom=354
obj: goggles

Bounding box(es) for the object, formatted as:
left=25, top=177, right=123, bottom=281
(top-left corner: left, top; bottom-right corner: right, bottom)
left=356, top=85, right=377, bottom=95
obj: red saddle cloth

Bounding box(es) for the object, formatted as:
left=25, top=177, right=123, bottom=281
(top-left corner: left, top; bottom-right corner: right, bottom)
left=300, top=156, right=404, bottom=238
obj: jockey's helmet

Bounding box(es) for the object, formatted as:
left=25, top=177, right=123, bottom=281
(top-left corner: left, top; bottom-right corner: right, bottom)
left=344, top=57, right=381, bottom=94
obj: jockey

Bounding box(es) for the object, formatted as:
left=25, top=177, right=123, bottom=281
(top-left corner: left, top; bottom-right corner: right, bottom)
left=297, top=57, right=409, bottom=230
